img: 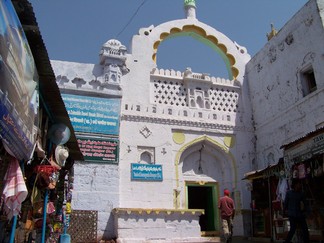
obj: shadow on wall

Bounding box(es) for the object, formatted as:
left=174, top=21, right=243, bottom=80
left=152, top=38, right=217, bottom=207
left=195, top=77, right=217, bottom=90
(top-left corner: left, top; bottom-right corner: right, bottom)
left=102, top=213, right=117, bottom=242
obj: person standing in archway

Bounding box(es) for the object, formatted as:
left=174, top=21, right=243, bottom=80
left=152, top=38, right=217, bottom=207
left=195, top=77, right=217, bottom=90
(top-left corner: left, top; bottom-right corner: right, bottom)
left=218, top=189, right=235, bottom=243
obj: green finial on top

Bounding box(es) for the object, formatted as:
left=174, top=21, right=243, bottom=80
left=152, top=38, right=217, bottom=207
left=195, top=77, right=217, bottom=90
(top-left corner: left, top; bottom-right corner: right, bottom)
left=184, top=0, right=196, bottom=7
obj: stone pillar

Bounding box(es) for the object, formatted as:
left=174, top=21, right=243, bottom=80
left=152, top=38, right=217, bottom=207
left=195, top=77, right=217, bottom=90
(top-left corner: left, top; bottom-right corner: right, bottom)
left=184, top=0, right=196, bottom=19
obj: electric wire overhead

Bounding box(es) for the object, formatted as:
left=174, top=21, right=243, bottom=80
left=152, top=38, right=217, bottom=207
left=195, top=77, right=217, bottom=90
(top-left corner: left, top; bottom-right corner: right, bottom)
left=116, top=0, right=149, bottom=38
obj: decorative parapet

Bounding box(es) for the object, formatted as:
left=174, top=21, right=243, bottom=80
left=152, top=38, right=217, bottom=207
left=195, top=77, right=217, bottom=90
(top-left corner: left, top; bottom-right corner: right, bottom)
left=52, top=38, right=130, bottom=98
left=112, top=207, right=204, bottom=215
left=121, top=104, right=253, bottom=133
left=151, top=67, right=183, bottom=78
left=113, top=207, right=205, bottom=241
left=56, top=74, right=123, bottom=97
left=150, top=67, right=241, bottom=114
left=122, top=102, right=237, bottom=123
left=150, top=67, right=240, bottom=88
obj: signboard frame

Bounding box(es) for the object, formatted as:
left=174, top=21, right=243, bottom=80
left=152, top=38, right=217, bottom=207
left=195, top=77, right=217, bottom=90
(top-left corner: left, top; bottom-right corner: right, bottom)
left=0, top=0, right=39, bottom=160
left=62, top=93, right=120, bottom=136
left=77, top=135, right=119, bottom=164
left=131, top=163, right=163, bottom=181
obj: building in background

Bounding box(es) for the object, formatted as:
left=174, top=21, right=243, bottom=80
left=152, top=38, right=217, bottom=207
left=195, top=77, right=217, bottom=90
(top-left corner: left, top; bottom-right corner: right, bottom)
left=52, top=0, right=324, bottom=242
left=245, top=0, right=324, bottom=240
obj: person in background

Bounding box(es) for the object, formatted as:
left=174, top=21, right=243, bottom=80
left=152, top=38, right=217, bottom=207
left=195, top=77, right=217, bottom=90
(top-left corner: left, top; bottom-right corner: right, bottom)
left=218, top=189, right=235, bottom=243
left=283, top=179, right=309, bottom=243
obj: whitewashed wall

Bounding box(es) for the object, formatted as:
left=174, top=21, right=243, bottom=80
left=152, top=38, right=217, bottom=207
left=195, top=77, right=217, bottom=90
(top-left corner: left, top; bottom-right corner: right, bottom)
left=72, top=163, right=119, bottom=239
left=246, top=0, right=324, bottom=169
left=52, top=61, right=121, bottom=239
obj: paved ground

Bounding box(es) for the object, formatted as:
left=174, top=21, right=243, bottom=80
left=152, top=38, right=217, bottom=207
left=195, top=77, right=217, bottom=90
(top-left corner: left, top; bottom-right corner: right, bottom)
left=108, top=237, right=285, bottom=242
left=231, top=237, right=273, bottom=242
left=191, top=236, right=275, bottom=243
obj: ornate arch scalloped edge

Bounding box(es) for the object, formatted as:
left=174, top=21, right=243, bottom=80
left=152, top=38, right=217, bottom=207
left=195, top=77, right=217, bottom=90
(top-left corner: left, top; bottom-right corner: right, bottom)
left=152, top=25, right=239, bottom=80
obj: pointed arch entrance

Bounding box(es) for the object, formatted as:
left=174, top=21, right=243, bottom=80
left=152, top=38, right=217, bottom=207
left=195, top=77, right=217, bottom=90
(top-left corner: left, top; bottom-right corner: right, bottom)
left=174, top=135, right=238, bottom=235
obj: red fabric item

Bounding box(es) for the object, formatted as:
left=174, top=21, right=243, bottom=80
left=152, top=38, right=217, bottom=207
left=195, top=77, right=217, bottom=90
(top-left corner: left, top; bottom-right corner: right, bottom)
left=224, top=189, right=230, bottom=196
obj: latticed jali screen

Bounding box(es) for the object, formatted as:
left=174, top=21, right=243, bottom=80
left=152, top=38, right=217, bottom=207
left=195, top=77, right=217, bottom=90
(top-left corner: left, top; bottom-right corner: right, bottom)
left=67, top=210, right=98, bottom=242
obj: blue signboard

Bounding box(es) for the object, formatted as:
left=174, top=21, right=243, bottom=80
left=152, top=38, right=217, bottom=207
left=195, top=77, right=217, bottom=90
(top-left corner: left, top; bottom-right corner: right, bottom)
left=0, top=0, right=39, bottom=160
left=131, top=163, right=163, bottom=181
left=62, top=94, right=120, bottom=135
left=0, top=102, right=33, bottom=160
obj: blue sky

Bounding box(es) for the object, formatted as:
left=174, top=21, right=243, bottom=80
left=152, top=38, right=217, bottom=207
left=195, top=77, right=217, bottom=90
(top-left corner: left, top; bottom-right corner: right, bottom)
left=29, top=0, right=307, bottom=77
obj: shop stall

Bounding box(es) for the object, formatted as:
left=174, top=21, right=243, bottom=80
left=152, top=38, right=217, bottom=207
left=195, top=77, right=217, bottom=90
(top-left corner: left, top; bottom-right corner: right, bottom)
left=281, top=127, right=324, bottom=242
left=0, top=0, right=83, bottom=242
left=243, top=160, right=288, bottom=241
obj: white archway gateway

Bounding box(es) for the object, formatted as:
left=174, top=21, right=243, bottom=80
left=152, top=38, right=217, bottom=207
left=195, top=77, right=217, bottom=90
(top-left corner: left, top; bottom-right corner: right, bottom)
left=53, top=0, right=254, bottom=241
left=115, top=2, right=252, bottom=237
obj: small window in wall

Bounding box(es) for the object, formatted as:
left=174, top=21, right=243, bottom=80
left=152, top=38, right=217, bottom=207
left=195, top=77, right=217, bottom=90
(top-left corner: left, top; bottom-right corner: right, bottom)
left=111, top=74, right=117, bottom=82
left=140, top=152, right=152, bottom=164
left=301, top=67, right=317, bottom=97
left=196, top=96, right=204, bottom=108
left=138, top=146, right=155, bottom=164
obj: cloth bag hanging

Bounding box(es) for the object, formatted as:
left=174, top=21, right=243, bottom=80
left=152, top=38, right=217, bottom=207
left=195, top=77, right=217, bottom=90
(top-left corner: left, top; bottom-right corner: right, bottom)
left=313, top=160, right=323, bottom=177
left=297, top=163, right=306, bottom=179
left=1, top=157, right=28, bottom=220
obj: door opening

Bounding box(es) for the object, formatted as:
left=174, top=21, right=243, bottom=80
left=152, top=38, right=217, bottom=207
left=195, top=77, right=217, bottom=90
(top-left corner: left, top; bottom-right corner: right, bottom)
left=187, top=184, right=219, bottom=236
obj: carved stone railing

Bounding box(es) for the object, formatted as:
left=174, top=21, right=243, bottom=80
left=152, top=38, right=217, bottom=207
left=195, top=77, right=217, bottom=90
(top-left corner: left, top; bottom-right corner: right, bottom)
left=150, top=67, right=241, bottom=87
left=112, top=208, right=205, bottom=242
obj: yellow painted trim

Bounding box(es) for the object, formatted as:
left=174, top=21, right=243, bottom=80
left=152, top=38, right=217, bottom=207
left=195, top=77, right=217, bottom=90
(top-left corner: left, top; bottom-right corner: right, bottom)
left=208, top=35, right=219, bottom=45
left=170, top=27, right=182, bottom=34
left=227, top=54, right=236, bottom=66
left=153, top=41, right=161, bottom=50
left=112, top=208, right=204, bottom=215
left=183, top=25, right=207, bottom=36
left=231, top=67, right=239, bottom=79
left=201, top=231, right=219, bottom=237
left=173, top=131, right=185, bottom=145
left=217, top=43, right=227, bottom=53
left=152, top=53, right=157, bottom=63
left=224, top=135, right=235, bottom=148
